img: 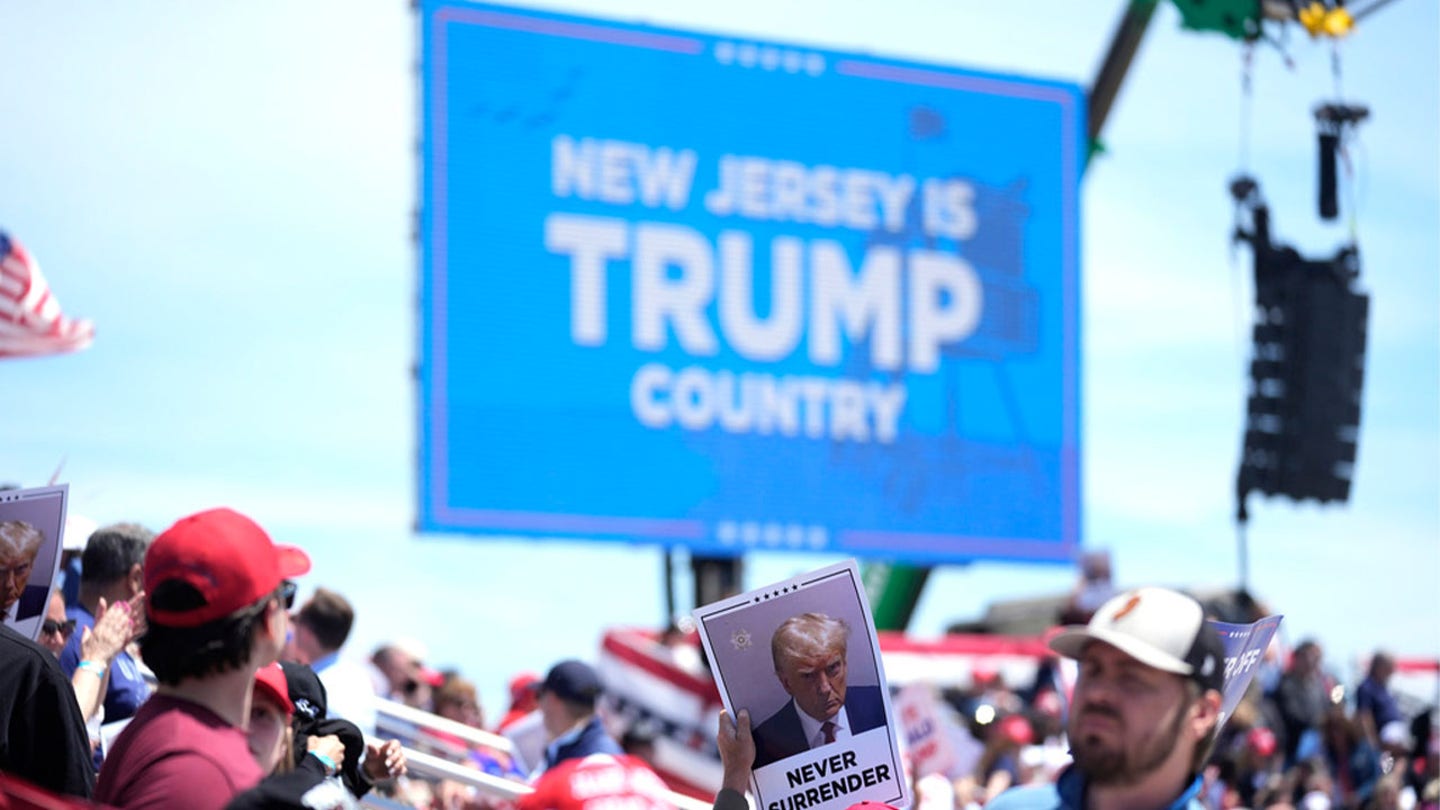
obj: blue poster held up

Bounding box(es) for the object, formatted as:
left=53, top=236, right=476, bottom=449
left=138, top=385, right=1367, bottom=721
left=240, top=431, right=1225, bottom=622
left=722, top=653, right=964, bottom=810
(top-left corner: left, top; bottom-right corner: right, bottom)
left=1209, top=616, right=1284, bottom=732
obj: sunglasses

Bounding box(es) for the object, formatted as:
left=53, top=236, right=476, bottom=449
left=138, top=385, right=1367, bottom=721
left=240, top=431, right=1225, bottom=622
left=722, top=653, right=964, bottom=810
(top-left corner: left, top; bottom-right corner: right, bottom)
left=42, top=618, right=77, bottom=638
left=279, top=580, right=297, bottom=611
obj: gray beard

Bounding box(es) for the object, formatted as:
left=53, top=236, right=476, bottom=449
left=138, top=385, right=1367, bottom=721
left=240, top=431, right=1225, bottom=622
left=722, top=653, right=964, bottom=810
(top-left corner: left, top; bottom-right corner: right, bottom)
left=1070, top=704, right=1187, bottom=787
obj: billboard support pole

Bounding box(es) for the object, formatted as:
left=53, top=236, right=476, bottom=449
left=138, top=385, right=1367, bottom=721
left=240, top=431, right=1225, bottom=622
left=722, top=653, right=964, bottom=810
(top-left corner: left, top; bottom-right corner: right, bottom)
left=692, top=554, right=743, bottom=611
left=664, top=547, right=678, bottom=627
left=863, top=563, right=934, bottom=631
left=1088, top=0, right=1161, bottom=151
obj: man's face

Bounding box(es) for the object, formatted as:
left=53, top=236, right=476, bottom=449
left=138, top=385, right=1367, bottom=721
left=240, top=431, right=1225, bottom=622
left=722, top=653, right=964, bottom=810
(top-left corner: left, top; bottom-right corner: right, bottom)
left=380, top=651, right=420, bottom=692
left=284, top=619, right=317, bottom=665
left=777, top=646, right=848, bottom=722
left=538, top=689, right=568, bottom=738
left=0, top=551, right=35, bottom=614
left=437, top=693, right=483, bottom=728
left=1068, top=641, right=1196, bottom=786
left=384, top=653, right=433, bottom=707
left=40, top=591, right=70, bottom=657
left=402, top=677, right=433, bottom=709
left=253, top=584, right=292, bottom=668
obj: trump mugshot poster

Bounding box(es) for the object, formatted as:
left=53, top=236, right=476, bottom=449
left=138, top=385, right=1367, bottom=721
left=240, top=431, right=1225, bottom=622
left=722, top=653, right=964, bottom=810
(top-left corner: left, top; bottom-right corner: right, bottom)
left=693, top=559, right=907, bottom=810
left=0, top=484, right=69, bottom=642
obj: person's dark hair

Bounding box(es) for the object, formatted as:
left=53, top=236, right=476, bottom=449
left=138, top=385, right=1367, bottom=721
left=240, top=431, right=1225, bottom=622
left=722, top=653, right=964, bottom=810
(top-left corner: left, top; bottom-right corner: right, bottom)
left=435, top=674, right=478, bottom=707
left=80, top=523, right=154, bottom=585
left=371, top=645, right=403, bottom=669
left=296, top=587, right=354, bottom=652
left=141, top=583, right=274, bottom=685
left=1368, top=650, right=1395, bottom=677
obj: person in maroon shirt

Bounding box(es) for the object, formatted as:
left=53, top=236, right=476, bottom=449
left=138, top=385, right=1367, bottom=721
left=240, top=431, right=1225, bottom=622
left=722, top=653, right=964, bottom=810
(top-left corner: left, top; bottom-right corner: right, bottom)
left=95, top=508, right=311, bottom=810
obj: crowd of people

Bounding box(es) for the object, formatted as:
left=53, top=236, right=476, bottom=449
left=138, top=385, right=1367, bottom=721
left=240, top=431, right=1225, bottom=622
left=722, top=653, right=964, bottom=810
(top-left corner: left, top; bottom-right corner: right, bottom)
left=711, top=588, right=1438, bottom=810
left=0, top=507, right=687, bottom=810
left=0, top=508, right=1435, bottom=810
left=858, top=595, right=1438, bottom=810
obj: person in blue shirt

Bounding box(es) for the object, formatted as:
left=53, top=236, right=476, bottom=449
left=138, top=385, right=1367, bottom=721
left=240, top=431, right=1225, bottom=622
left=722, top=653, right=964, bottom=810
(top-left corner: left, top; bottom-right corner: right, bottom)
left=60, top=522, right=155, bottom=725
left=1354, top=651, right=1401, bottom=742
left=988, top=587, right=1226, bottom=810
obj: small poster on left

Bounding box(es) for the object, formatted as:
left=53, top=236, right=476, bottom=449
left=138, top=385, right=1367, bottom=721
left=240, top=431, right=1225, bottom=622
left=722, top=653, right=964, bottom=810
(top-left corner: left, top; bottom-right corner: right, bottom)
left=0, top=484, right=69, bottom=642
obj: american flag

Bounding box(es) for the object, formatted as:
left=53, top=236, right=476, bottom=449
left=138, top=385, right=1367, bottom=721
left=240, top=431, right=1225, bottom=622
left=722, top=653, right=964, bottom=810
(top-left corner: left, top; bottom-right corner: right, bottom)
left=0, top=231, right=94, bottom=358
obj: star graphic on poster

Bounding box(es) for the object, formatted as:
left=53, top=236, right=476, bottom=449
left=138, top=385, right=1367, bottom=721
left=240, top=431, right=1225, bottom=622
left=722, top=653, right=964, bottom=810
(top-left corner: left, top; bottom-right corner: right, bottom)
left=731, top=629, right=752, bottom=650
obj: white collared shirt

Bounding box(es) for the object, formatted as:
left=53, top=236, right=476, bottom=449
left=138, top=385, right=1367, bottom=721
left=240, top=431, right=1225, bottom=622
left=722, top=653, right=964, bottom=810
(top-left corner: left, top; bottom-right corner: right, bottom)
left=795, top=700, right=851, bottom=748
left=317, top=656, right=379, bottom=737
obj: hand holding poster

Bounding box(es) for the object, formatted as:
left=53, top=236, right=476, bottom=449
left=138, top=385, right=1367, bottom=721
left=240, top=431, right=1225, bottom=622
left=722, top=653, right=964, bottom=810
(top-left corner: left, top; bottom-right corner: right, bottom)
left=693, top=560, right=907, bottom=810
left=0, top=484, right=69, bottom=642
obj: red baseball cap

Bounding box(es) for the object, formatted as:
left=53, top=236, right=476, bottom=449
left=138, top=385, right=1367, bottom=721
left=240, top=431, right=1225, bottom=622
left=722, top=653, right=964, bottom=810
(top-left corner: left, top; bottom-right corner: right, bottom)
left=144, top=508, right=310, bottom=628
left=1247, top=727, right=1278, bottom=758
left=999, top=713, right=1034, bottom=746
left=509, top=671, right=540, bottom=701
left=254, top=662, right=295, bottom=718
left=518, top=754, right=674, bottom=810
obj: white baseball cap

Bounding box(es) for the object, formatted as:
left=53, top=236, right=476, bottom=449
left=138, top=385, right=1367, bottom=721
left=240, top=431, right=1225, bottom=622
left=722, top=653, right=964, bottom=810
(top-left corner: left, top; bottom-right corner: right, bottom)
left=1048, top=586, right=1225, bottom=693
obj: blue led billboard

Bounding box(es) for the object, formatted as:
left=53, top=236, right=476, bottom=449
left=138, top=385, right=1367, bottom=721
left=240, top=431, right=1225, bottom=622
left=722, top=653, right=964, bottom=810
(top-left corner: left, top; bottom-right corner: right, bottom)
left=418, top=1, right=1083, bottom=565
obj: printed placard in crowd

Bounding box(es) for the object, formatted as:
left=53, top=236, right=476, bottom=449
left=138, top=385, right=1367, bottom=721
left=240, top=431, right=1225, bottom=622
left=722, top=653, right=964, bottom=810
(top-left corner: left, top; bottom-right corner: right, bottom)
left=0, top=484, right=69, bottom=641
left=693, top=559, right=907, bottom=810
left=893, top=683, right=957, bottom=778
left=1210, top=615, right=1284, bottom=733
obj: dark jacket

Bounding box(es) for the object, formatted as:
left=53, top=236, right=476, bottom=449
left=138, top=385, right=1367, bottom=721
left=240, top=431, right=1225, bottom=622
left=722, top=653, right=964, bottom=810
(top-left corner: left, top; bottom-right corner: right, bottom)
left=544, top=715, right=623, bottom=770
left=752, top=684, right=887, bottom=770
left=281, top=661, right=375, bottom=800
left=14, top=583, right=48, bottom=622
left=226, top=756, right=358, bottom=810
left=0, top=624, right=95, bottom=797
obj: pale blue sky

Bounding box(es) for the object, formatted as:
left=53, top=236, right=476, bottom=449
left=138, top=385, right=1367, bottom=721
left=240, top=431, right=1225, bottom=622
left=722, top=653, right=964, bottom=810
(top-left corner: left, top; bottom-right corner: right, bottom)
left=2, top=1, right=1435, bottom=717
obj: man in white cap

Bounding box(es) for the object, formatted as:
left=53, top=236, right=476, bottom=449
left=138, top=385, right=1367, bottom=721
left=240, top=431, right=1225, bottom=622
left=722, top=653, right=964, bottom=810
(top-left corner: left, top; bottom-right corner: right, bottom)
left=988, top=586, right=1225, bottom=810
